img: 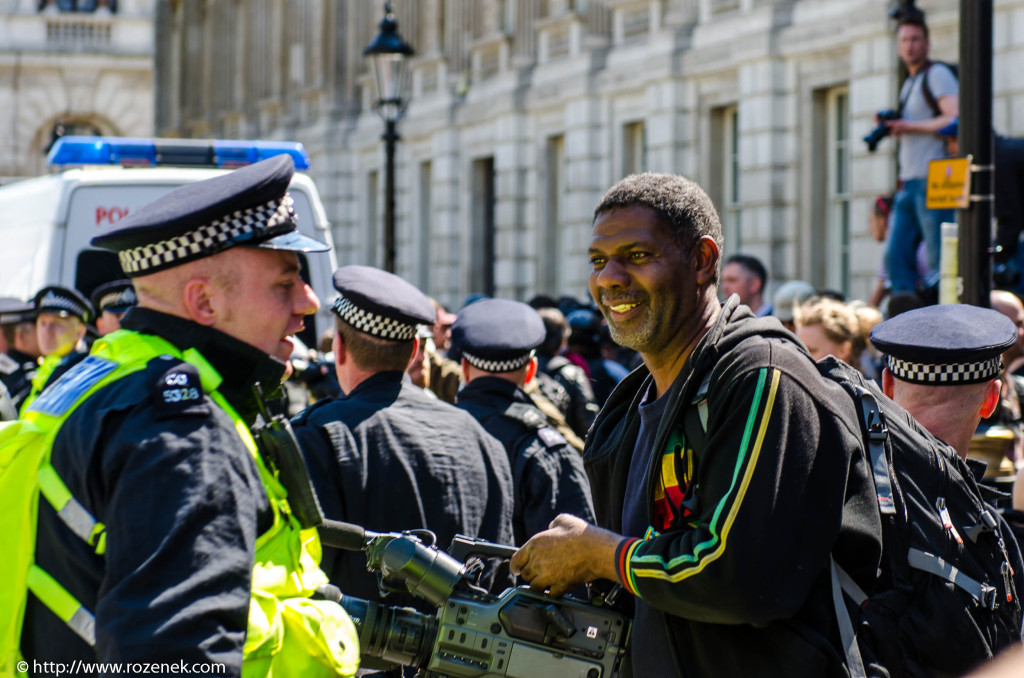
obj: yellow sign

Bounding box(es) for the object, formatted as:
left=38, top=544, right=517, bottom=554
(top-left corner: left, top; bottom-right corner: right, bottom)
left=926, top=156, right=971, bottom=210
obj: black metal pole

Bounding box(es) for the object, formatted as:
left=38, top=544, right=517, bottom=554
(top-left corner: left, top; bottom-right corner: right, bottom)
left=383, top=118, right=399, bottom=273
left=958, top=0, right=994, bottom=307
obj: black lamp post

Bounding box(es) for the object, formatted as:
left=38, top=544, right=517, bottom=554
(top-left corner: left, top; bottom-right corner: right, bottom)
left=364, top=1, right=414, bottom=273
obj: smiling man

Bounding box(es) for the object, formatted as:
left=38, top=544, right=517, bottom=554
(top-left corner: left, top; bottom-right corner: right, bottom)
left=511, top=173, right=882, bottom=678
left=17, top=156, right=358, bottom=677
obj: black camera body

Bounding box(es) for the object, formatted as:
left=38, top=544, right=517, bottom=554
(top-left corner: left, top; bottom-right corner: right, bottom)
left=864, top=109, right=901, bottom=152
left=320, top=521, right=631, bottom=677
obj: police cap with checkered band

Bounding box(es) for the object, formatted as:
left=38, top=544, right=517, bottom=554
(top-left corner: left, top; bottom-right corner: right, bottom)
left=90, top=279, right=137, bottom=315
left=870, top=304, right=1016, bottom=385
left=33, top=285, right=93, bottom=325
left=330, top=265, right=435, bottom=342
left=0, top=298, right=34, bottom=326
left=90, top=155, right=328, bottom=277
left=452, top=298, right=546, bottom=373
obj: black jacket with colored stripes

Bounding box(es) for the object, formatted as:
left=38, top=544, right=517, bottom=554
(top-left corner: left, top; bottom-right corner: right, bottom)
left=585, top=296, right=883, bottom=678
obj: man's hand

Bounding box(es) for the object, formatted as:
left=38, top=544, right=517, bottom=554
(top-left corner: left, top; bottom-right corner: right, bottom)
left=510, top=514, right=625, bottom=597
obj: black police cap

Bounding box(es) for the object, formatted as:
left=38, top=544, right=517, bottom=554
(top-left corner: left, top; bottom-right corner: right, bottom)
left=330, top=266, right=434, bottom=342
left=452, top=299, right=546, bottom=373
left=870, top=304, right=1016, bottom=385
left=34, top=285, right=93, bottom=325
left=0, top=298, right=34, bottom=326
left=90, top=279, right=137, bottom=314
left=91, top=155, right=328, bottom=277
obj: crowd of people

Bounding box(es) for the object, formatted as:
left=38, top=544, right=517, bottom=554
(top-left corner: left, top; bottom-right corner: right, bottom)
left=3, top=10, right=1024, bottom=675
left=2, top=154, right=1023, bottom=677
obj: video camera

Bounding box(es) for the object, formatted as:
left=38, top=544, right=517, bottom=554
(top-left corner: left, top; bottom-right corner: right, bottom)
left=319, top=520, right=631, bottom=677
left=864, top=109, right=901, bottom=152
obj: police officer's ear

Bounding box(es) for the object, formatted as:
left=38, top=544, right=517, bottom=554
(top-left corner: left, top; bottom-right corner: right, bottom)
left=332, top=330, right=346, bottom=367
left=524, top=356, right=538, bottom=385
left=405, top=336, right=421, bottom=372
left=461, top=356, right=472, bottom=384
left=980, top=379, right=1002, bottom=419
left=182, top=277, right=220, bottom=327
left=882, top=367, right=895, bottom=399
left=693, top=235, right=720, bottom=286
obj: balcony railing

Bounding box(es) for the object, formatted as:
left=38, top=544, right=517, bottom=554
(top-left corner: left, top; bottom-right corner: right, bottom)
left=46, top=15, right=112, bottom=51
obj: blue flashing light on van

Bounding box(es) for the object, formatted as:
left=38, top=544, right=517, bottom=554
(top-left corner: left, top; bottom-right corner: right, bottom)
left=46, top=136, right=311, bottom=171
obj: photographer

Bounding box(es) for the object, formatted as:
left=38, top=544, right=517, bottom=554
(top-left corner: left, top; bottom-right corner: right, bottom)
left=883, top=11, right=958, bottom=297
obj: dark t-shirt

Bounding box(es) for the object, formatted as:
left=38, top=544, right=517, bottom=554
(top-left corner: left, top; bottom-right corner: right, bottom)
left=622, top=383, right=682, bottom=678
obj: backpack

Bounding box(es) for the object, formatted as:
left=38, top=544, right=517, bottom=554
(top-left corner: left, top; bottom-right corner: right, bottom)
left=817, top=357, right=1023, bottom=678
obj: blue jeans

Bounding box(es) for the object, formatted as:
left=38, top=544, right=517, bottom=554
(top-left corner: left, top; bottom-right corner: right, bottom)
left=886, top=178, right=954, bottom=293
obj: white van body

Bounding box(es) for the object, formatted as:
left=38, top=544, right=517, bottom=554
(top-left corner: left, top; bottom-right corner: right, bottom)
left=0, top=166, right=339, bottom=346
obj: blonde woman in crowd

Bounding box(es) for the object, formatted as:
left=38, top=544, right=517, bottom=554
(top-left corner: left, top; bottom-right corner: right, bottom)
left=793, top=296, right=865, bottom=372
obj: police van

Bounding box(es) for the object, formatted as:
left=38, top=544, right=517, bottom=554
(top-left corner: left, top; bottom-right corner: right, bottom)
left=0, top=136, right=339, bottom=347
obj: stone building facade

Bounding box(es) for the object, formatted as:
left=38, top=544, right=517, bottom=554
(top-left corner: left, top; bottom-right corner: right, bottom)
left=154, top=0, right=1024, bottom=308
left=0, top=0, right=154, bottom=180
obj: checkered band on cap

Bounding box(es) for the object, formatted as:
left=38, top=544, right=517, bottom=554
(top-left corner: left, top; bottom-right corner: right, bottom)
left=332, top=293, right=417, bottom=341
left=98, top=287, right=137, bottom=312
left=38, top=290, right=88, bottom=320
left=462, top=350, right=535, bottom=374
left=0, top=312, right=29, bottom=324
left=887, top=355, right=1003, bottom=384
left=118, top=195, right=297, bottom=275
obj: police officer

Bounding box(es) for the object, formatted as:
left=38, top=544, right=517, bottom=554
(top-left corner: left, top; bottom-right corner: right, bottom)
left=21, top=285, right=93, bottom=411
left=18, top=156, right=358, bottom=676
left=451, top=299, right=595, bottom=545
left=292, top=266, right=515, bottom=607
left=0, top=298, right=39, bottom=411
left=89, top=279, right=137, bottom=336
left=871, top=304, right=1015, bottom=461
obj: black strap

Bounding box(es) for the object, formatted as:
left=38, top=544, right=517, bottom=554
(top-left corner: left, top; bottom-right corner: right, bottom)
left=854, top=386, right=897, bottom=516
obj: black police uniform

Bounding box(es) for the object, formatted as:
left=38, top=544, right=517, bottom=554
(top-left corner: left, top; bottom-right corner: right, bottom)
left=0, top=347, right=37, bottom=410
left=291, top=266, right=516, bottom=609
left=23, top=309, right=279, bottom=670
left=20, top=155, right=335, bottom=675
left=456, top=377, right=595, bottom=545
left=0, top=298, right=38, bottom=409
left=537, top=353, right=598, bottom=439
left=451, top=298, right=595, bottom=546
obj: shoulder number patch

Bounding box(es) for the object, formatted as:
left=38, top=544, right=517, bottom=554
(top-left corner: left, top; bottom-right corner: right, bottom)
left=153, top=360, right=209, bottom=420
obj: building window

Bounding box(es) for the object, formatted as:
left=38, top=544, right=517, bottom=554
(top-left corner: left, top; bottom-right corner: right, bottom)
left=417, top=161, right=432, bottom=291
left=622, top=121, right=646, bottom=177
left=723, top=106, right=742, bottom=252
left=41, top=0, right=116, bottom=12
left=471, top=157, right=496, bottom=296
left=827, top=88, right=852, bottom=294
left=366, top=171, right=379, bottom=267
left=542, top=135, right=565, bottom=293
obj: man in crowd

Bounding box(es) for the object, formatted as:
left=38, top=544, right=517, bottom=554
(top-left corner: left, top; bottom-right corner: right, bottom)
left=871, top=304, right=1012, bottom=461
left=884, top=12, right=958, bottom=296
left=720, top=253, right=771, bottom=316
left=90, top=279, right=137, bottom=336
left=21, top=285, right=93, bottom=410
left=451, top=298, right=595, bottom=545
left=534, top=306, right=598, bottom=440
left=18, top=155, right=358, bottom=675
left=0, top=297, right=39, bottom=411
left=510, top=172, right=882, bottom=677
left=292, top=265, right=515, bottom=607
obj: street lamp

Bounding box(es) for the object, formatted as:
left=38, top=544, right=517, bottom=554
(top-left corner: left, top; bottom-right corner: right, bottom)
left=364, top=1, right=414, bottom=274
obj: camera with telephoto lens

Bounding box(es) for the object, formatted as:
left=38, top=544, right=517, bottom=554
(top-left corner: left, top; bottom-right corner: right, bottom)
left=318, top=520, right=631, bottom=677
left=864, top=109, right=901, bottom=152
